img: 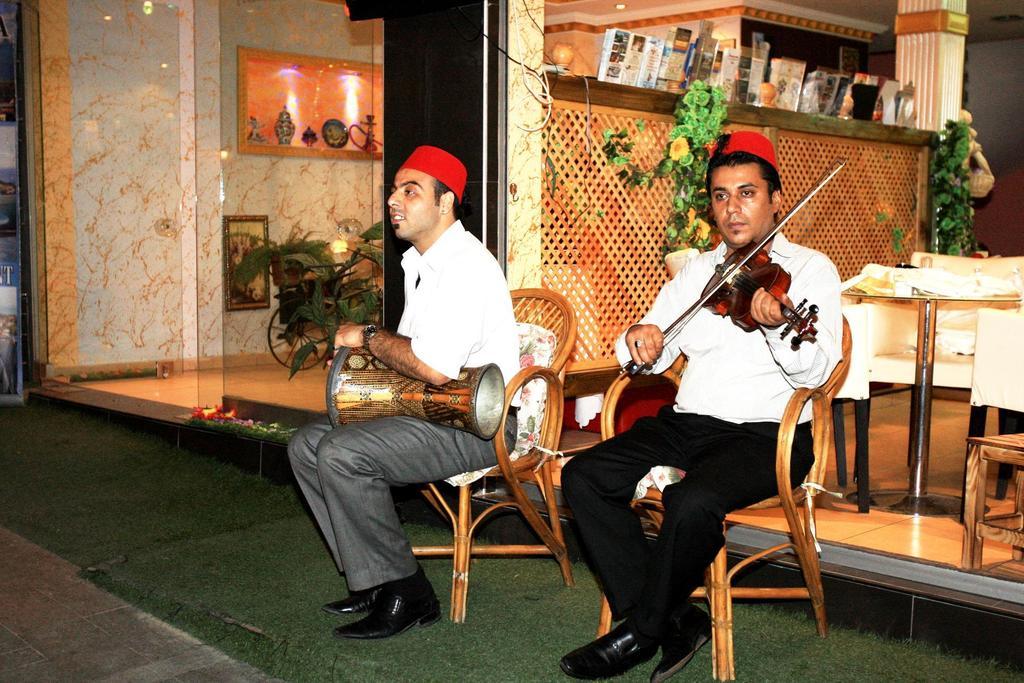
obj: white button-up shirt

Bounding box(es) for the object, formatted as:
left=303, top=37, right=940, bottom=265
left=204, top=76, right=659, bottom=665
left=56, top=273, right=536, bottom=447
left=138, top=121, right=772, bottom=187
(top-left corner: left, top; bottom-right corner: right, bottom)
left=397, top=221, right=519, bottom=385
left=615, top=234, right=842, bottom=423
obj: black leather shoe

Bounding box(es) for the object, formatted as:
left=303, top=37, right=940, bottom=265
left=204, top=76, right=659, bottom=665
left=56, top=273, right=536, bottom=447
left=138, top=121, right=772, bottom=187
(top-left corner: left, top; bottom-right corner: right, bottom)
left=322, top=588, right=382, bottom=616
left=650, top=606, right=711, bottom=683
left=333, top=591, right=440, bottom=640
left=560, top=621, right=658, bottom=680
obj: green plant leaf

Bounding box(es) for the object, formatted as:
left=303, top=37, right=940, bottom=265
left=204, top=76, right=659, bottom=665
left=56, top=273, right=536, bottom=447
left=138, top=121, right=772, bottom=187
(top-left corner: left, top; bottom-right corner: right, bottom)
left=360, top=221, right=383, bottom=241
left=289, top=343, right=319, bottom=378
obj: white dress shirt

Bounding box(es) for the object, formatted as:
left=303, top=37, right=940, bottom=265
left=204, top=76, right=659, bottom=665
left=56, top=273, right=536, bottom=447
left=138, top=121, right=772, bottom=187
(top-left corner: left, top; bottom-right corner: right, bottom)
left=397, top=221, right=519, bottom=385
left=615, top=233, right=842, bottom=423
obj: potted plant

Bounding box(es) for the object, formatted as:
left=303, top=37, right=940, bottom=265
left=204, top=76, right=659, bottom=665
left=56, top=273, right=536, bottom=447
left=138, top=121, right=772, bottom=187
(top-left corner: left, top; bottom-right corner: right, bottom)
left=230, top=224, right=335, bottom=290
left=602, top=80, right=728, bottom=273
left=931, top=118, right=976, bottom=256
left=286, top=221, right=384, bottom=376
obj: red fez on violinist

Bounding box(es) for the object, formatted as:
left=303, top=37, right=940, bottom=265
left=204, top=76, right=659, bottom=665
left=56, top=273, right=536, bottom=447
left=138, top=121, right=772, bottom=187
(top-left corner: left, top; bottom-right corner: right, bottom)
left=399, top=145, right=468, bottom=202
left=710, top=131, right=778, bottom=173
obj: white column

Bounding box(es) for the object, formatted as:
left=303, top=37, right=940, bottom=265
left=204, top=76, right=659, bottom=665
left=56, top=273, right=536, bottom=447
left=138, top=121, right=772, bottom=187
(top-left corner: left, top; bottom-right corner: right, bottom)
left=895, top=0, right=969, bottom=131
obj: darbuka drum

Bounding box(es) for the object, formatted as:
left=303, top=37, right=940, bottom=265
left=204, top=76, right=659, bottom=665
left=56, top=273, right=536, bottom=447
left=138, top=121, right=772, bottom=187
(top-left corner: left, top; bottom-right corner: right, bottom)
left=325, top=347, right=506, bottom=439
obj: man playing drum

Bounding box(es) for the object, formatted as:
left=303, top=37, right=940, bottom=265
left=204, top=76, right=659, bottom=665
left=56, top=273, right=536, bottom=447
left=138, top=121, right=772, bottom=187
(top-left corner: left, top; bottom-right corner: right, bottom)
left=288, top=145, right=519, bottom=640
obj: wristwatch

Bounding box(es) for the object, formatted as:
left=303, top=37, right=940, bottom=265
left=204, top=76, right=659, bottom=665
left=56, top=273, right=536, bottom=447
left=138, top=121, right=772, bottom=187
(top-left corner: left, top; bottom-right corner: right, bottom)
left=361, top=324, right=379, bottom=347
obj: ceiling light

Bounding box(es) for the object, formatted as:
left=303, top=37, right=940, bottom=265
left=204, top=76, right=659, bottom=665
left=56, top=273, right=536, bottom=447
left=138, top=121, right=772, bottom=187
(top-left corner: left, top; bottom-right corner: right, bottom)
left=615, top=3, right=626, bottom=9
left=103, top=14, right=112, bottom=20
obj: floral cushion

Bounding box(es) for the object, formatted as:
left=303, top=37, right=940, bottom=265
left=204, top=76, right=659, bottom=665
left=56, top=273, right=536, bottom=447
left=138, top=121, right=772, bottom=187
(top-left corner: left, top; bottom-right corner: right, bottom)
left=633, top=465, right=685, bottom=500
left=445, top=322, right=557, bottom=487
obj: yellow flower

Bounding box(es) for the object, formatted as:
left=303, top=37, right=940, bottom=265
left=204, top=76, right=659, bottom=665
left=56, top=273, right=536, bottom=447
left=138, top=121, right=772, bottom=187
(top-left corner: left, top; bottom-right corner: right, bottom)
left=696, top=219, right=711, bottom=241
left=669, top=137, right=690, bottom=161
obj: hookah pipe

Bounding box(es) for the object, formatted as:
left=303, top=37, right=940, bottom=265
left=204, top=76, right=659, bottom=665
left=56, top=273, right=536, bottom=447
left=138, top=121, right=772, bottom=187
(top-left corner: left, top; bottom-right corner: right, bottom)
left=349, top=115, right=381, bottom=153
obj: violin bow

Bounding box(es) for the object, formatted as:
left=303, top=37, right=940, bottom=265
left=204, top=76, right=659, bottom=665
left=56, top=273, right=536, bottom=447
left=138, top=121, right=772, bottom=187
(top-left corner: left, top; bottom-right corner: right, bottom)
left=623, top=157, right=847, bottom=375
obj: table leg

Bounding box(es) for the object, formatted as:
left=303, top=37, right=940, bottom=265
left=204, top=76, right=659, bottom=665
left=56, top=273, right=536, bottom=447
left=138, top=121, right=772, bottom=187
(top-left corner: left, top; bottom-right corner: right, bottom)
left=908, top=297, right=936, bottom=497
left=875, top=298, right=961, bottom=516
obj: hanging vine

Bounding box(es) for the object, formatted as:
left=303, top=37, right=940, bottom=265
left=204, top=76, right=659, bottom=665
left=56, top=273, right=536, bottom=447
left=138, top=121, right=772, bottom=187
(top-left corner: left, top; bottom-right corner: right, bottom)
left=601, top=81, right=727, bottom=254
left=931, top=119, right=976, bottom=256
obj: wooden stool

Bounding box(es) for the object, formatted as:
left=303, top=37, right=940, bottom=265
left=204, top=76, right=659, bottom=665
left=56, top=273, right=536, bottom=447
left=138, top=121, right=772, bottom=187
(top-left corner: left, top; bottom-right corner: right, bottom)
left=961, top=433, right=1024, bottom=569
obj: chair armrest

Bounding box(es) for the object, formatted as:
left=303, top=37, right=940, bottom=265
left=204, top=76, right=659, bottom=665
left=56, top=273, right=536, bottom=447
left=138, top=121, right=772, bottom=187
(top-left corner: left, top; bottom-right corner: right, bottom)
left=774, top=386, right=816, bottom=498
left=599, top=357, right=685, bottom=441
left=493, top=365, right=565, bottom=475
left=600, top=372, right=635, bottom=441
left=775, top=318, right=851, bottom=506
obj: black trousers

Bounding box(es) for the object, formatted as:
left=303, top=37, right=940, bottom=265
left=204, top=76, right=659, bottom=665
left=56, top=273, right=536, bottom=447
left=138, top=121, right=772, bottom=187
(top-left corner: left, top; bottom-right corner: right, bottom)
left=561, top=407, right=813, bottom=640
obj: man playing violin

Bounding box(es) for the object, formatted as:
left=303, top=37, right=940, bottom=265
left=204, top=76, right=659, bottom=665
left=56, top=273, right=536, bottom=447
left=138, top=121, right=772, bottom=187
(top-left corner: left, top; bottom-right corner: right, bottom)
left=288, top=145, right=520, bottom=640
left=560, top=131, right=842, bottom=681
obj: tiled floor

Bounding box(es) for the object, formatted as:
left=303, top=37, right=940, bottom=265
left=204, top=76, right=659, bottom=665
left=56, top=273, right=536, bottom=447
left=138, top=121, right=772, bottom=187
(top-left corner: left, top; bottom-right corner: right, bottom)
left=0, top=527, right=278, bottom=681
left=75, top=367, right=1024, bottom=578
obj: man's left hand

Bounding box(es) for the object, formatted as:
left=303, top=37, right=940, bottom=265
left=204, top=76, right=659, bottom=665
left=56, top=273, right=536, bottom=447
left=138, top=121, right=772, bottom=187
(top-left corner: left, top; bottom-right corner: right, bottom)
left=750, top=288, right=792, bottom=328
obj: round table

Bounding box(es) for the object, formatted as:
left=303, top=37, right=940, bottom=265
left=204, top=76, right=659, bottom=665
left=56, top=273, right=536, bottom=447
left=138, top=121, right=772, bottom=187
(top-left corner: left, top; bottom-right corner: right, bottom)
left=844, top=289, right=1020, bottom=516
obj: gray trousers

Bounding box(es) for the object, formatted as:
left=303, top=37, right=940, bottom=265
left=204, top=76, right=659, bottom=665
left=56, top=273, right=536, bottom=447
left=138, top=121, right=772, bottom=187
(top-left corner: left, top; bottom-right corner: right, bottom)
left=288, top=414, right=511, bottom=592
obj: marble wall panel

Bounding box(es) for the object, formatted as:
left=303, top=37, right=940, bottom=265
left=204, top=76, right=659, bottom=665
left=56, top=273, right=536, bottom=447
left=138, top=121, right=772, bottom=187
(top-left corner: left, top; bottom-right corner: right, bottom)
left=505, top=0, right=546, bottom=290
left=39, top=0, right=77, bottom=367
left=69, top=1, right=184, bottom=365
left=194, top=0, right=224, bottom=404
left=178, top=0, right=198, bottom=365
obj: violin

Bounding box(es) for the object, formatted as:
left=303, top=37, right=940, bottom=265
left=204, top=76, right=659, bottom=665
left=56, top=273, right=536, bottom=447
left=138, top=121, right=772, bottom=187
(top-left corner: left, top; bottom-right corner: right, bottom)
left=623, top=158, right=847, bottom=376
left=702, top=240, right=818, bottom=343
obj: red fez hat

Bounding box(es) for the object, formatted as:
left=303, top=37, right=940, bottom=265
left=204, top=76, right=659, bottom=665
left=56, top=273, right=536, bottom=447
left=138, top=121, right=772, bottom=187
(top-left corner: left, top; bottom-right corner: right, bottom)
left=711, top=131, right=778, bottom=173
left=399, top=145, right=468, bottom=201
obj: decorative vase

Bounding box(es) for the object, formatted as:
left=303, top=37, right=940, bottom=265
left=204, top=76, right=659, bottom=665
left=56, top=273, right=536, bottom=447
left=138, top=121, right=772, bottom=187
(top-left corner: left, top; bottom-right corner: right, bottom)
left=301, top=126, right=318, bottom=147
left=274, top=107, right=296, bottom=145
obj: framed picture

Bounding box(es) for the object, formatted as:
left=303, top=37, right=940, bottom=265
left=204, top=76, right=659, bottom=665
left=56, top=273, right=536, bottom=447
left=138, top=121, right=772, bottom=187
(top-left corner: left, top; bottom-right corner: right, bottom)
left=223, top=215, right=270, bottom=311
left=839, top=45, right=860, bottom=75
left=237, top=46, right=383, bottom=160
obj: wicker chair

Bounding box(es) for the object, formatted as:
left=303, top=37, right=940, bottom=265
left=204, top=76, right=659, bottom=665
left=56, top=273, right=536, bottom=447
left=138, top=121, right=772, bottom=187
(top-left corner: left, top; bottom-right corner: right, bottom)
left=594, top=318, right=851, bottom=681
left=412, top=288, right=577, bottom=622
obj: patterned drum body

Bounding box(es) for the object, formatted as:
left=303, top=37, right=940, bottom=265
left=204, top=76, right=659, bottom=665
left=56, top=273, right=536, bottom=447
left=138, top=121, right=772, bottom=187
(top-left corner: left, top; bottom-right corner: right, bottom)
left=325, top=347, right=505, bottom=439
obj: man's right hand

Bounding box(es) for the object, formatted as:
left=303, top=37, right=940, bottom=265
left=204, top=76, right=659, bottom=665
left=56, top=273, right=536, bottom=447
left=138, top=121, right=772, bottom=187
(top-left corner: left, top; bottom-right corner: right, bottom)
left=625, top=324, right=664, bottom=368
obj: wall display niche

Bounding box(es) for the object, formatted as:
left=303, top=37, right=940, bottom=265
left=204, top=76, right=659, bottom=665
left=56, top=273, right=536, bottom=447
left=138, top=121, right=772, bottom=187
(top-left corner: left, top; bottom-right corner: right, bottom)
left=223, top=215, right=270, bottom=311
left=237, top=47, right=383, bottom=160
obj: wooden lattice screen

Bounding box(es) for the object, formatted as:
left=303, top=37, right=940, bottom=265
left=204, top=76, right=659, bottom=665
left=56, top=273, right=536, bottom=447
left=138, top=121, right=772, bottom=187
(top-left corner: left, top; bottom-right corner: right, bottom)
left=773, top=131, right=925, bottom=280
left=541, top=102, right=675, bottom=370
left=543, top=99, right=930, bottom=370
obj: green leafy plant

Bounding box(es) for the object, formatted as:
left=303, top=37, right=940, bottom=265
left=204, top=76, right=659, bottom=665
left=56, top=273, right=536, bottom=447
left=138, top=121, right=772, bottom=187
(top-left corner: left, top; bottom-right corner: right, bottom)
left=930, top=119, right=976, bottom=256
left=231, top=225, right=335, bottom=288
left=287, top=222, right=383, bottom=376
left=601, top=81, right=727, bottom=254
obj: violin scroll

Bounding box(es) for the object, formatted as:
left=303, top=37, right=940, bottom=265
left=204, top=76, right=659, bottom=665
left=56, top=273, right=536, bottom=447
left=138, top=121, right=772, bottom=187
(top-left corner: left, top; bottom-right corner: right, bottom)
left=780, top=300, right=819, bottom=349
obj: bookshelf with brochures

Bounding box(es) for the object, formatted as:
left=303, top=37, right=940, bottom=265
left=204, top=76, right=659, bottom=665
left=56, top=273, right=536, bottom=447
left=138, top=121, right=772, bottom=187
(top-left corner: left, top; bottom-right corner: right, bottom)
left=592, top=21, right=914, bottom=127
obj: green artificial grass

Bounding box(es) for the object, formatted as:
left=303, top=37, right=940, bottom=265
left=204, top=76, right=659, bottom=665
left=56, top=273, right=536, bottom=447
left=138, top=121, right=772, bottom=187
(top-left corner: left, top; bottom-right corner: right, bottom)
left=1, top=402, right=1021, bottom=682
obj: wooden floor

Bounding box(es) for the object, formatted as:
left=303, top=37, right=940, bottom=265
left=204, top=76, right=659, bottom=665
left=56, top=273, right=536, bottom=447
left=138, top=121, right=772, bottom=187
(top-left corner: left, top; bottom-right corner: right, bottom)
left=76, top=363, right=1023, bottom=582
